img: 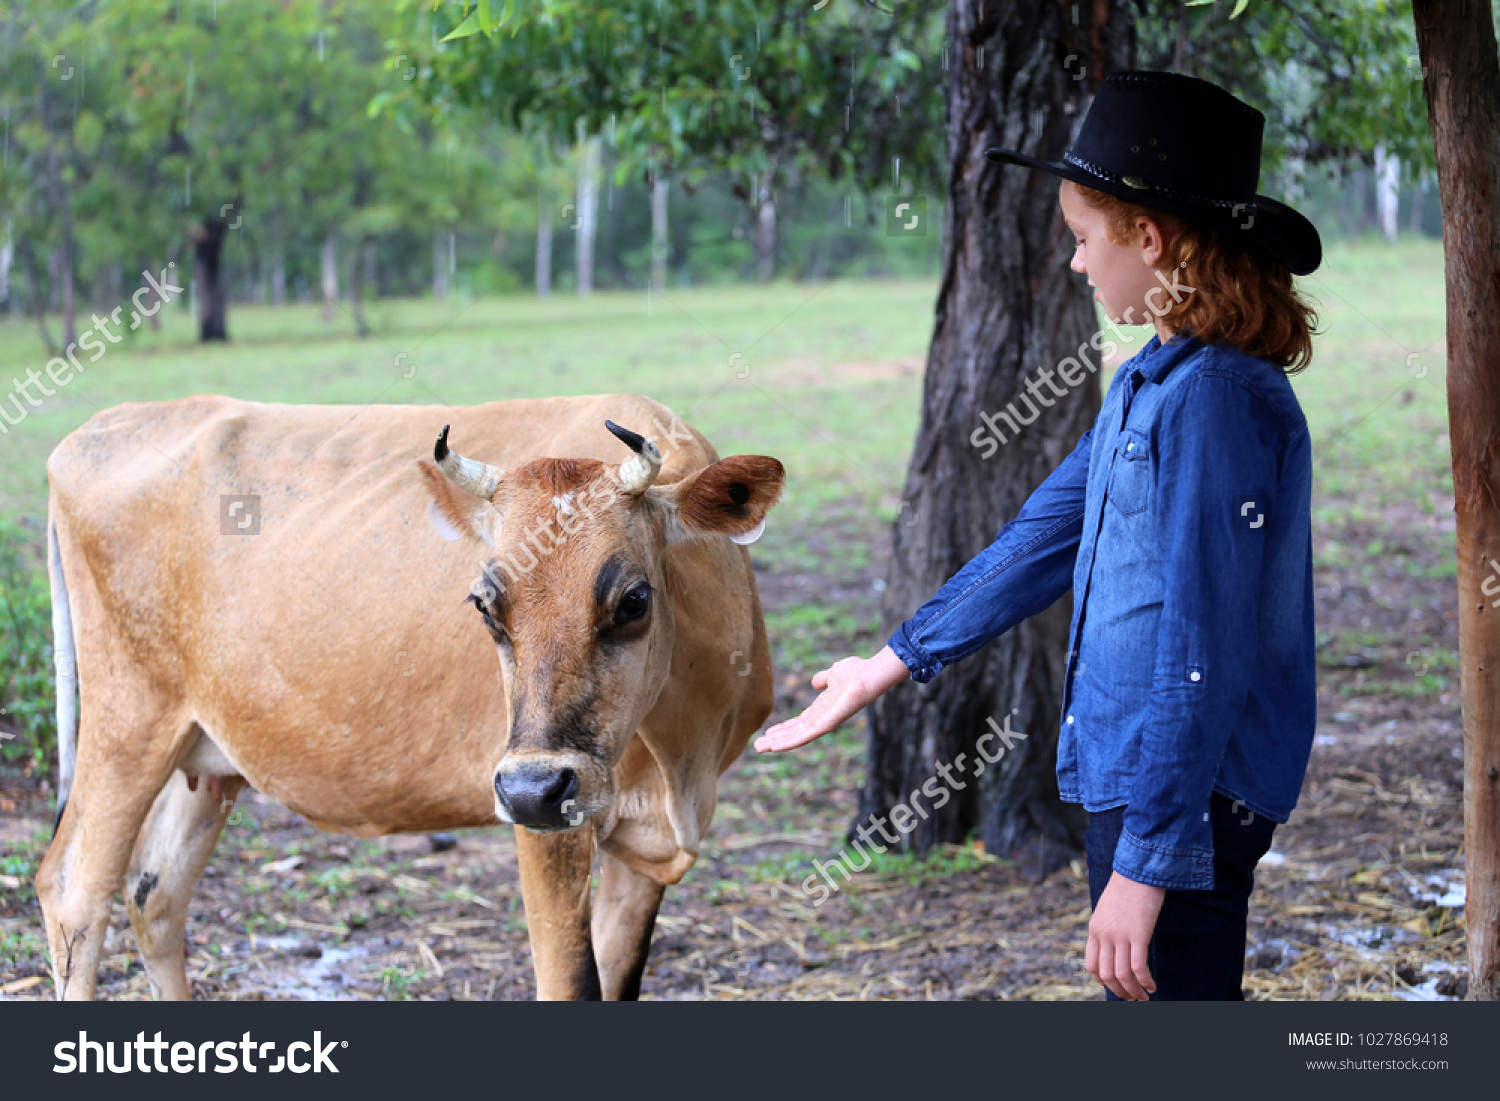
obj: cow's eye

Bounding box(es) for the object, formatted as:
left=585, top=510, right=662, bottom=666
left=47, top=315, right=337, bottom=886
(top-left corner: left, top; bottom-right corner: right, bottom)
left=614, top=585, right=652, bottom=625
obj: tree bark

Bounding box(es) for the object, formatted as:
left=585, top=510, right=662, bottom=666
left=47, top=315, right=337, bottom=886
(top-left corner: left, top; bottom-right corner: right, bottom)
left=193, top=204, right=233, bottom=342
left=1412, top=0, right=1500, bottom=1002
left=861, top=0, right=1132, bottom=877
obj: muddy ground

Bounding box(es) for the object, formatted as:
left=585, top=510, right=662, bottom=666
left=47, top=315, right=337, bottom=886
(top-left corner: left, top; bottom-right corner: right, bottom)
left=0, top=501, right=1468, bottom=1001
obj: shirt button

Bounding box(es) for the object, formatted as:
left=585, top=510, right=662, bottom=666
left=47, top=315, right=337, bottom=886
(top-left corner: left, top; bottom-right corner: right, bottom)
left=1126, top=441, right=1133, bottom=451
left=1189, top=671, right=1202, bottom=682
left=1066, top=715, right=1075, bottom=724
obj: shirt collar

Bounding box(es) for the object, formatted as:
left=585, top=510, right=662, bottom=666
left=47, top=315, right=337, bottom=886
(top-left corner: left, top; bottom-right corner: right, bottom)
left=1130, top=329, right=1201, bottom=385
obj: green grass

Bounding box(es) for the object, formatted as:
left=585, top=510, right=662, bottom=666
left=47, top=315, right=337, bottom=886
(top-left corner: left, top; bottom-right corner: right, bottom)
left=0, top=238, right=1452, bottom=536
left=0, top=282, right=937, bottom=555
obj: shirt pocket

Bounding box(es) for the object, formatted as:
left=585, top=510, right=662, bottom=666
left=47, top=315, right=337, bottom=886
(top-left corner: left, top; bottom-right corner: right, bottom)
left=1106, top=428, right=1150, bottom=517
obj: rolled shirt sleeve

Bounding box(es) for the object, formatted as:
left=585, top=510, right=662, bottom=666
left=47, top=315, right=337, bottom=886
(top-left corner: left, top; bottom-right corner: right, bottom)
left=1114, top=375, right=1282, bottom=890
left=887, top=427, right=1093, bottom=683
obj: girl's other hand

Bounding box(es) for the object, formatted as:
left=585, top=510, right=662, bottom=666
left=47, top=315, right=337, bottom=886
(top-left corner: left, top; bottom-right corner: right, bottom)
left=753, top=646, right=910, bottom=753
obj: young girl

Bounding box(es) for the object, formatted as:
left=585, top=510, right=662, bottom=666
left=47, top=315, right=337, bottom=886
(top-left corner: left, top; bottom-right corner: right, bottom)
left=755, top=71, right=1321, bottom=1002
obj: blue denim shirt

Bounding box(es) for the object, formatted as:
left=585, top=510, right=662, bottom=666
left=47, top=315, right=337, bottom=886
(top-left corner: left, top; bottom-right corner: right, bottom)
left=888, top=332, right=1316, bottom=890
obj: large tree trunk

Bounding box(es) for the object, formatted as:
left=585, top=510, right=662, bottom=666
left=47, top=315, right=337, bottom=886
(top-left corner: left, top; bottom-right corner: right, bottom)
left=1412, top=0, right=1500, bottom=1002
left=651, top=174, right=669, bottom=294
left=575, top=134, right=601, bottom=296
left=193, top=204, right=233, bottom=342
left=861, top=0, right=1132, bottom=877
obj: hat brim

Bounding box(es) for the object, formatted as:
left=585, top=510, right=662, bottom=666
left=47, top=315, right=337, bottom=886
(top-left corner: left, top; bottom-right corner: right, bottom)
left=984, top=147, right=1321, bottom=277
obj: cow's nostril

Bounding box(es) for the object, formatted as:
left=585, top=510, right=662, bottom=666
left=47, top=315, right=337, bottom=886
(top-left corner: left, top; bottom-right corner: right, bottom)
left=543, top=768, right=577, bottom=807
left=497, top=764, right=583, bottom=829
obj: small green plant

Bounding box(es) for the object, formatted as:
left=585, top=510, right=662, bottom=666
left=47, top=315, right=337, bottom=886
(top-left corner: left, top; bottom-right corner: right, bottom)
left=0, top=517, right=55, bottom=770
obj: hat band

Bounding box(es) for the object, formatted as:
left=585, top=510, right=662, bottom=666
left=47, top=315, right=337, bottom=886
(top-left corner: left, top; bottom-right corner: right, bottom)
left=1063, top=152, right=1258, bottom=216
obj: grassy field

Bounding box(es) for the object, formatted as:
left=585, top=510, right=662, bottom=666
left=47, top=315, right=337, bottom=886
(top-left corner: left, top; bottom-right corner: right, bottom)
left=0, top=235, right=1469, bottom=1000
left=1, top=234, right=1452, bottom=552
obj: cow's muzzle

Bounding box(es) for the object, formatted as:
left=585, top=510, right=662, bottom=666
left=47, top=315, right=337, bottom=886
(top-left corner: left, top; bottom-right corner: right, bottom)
left=495, top=758, right=585, bottom=831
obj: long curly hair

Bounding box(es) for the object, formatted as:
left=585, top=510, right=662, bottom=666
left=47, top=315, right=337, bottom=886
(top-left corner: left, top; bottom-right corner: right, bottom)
left=1074, top=183, right=1320, bottom=374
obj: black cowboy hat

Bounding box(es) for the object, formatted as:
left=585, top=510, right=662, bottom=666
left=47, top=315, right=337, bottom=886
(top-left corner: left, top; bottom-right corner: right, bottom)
left=985, top=70, right=1321, bottom=276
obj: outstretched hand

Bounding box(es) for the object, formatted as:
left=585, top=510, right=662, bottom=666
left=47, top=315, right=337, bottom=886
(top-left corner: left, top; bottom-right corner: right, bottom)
left=754, top=646, right=910, bottom=753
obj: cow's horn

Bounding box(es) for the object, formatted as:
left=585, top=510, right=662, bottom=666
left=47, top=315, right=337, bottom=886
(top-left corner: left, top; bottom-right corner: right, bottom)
left=605, top=420, right=663, bottom=494
left=434, top=425, right=503, bottom=499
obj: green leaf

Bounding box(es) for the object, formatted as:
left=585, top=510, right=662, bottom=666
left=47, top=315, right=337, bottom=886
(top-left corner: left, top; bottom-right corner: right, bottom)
left=441, top=10, right=483, bottom=41
left=1230, top=0, right=1250, bottom=16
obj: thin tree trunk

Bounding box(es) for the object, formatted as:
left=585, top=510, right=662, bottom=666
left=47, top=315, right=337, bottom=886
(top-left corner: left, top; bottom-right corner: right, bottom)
left=350, top=234, right=371, bottom=338
left=1410, top=168, right=1427, bottom=235
left=536, top=198, right=553, bottom=298
left=101, top=261, right=122, bottom=310
left=59, top=217, right=76, bottom=350
left=862, top=0, right=1132, bottom=876
left=271, top=248, right=286, bottom=306
left=575, top=133, right=600, bottom=296
left=320, top=230, right=339, bottom=320
left=22, top=245, right=57, bottom=356
left=0, top=220, right=11, bottom=309
left=1412, top=0, right=1500, bottom=1002
left=651, top=174, right=669, bottom=294
left=433, top=229, right=449, bottom=299
left=46, top=249, right=58, bottom=314
left=193, top=204, right=233, bottom=342
left=48, top=143, right=77, bottom=347
left=753, top=179, right=776, bottom=283
left=1375, top=145, right=1400, bottom=242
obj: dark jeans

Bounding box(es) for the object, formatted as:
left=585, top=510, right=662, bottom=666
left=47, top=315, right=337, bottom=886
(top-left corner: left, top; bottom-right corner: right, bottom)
left=1085, top=792, right=1276, bottom=1001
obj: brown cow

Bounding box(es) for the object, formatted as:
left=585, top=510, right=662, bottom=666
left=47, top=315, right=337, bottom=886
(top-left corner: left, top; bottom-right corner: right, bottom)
left=37, top=392, right=783, bottom=1000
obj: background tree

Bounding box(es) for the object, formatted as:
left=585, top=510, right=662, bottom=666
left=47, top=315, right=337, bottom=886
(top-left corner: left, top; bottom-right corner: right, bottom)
left=863, top=0, right=1131, bottom=873
left=1410, top=0, right=1500, bottom=1002
left=408, top=0, right=948, bottom=283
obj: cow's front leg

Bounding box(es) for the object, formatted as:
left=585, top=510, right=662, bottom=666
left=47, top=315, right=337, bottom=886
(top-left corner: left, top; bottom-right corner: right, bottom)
left=514, top=826, right=601, bottom=1000
left=591, top=849, right=666, bottom=1001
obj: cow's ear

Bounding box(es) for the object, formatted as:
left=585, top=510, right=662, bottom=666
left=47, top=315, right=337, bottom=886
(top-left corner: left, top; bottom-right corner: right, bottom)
left=417, top=460, right=502, bottom=548
left=656, top=455, right=784, bottom=545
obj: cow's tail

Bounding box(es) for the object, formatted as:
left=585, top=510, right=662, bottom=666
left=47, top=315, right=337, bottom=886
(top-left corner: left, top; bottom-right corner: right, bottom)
left=47, top=509, right=79, bottom=837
